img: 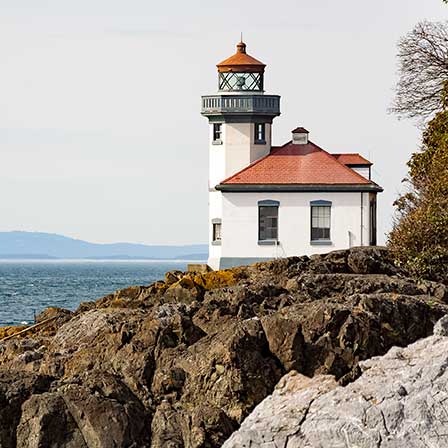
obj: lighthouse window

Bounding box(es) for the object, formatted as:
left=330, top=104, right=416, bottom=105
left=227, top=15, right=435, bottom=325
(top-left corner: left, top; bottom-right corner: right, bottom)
left=259, top=205, right=278, bottom=241
left=213, top=123, right=222, bottom=143
left=311, top=205, right=331, bottom=241
left=369, top=197, right=377, bottom=246
left=219, top=72, right=263, bottom=91
left=254, top=123, right=265, bottom=144
left=213, top=223, right=222, bottom=241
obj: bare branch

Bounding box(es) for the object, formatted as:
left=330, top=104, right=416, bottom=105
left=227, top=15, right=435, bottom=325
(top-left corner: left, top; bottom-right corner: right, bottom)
left=390, top=21, right=448, bottom=122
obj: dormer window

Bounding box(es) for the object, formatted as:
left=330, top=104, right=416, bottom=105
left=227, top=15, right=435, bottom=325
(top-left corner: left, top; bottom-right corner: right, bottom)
left=292, top=127, right=309, bottom=145
left=254, top=123, right=266, bottom=144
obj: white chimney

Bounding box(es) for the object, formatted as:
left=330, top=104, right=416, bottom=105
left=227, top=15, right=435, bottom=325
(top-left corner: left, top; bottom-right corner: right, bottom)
left=292, top=127, right=309, bottom=144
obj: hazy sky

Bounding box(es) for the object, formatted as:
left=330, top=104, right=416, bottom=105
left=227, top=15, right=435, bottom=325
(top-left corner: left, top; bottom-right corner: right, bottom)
left=0, top=0, right=446, bottom=245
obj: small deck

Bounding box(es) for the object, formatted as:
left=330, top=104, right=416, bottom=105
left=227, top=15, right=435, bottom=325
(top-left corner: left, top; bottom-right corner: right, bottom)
left=201, top=94, right=280, bottom=117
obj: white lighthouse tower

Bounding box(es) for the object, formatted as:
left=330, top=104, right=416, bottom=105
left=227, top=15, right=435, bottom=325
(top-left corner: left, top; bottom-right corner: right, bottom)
left=201, top=41, right=281, bottom=269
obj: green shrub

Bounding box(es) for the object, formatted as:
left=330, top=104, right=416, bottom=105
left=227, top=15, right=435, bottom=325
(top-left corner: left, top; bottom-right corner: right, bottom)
left=388, top=95, right=448, bottom=283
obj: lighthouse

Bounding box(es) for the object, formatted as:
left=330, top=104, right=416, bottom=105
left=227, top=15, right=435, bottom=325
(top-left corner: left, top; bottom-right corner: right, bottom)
left=201, top=41, right=281, bottom=269
left=202, top=41, right=382, bottom=270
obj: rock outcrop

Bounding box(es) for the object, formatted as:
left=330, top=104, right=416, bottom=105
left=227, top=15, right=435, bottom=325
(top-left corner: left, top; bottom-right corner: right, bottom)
left=223, top=315, right=448, bottom=447
left=0, top=247, right=447, bottom=447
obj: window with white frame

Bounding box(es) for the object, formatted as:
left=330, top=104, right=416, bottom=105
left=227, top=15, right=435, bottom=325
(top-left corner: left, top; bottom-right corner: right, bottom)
left=212, top=222, right=222, bottom=241
left=311, top=201, right=331, bottom=241
left=213, top=123, right=222, bottom=143
left=258, top=200, right=279, bottom=241
left=254, top=123, right=266, bottom=144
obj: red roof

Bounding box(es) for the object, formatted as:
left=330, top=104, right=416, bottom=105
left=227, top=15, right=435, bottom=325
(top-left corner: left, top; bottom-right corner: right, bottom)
left=332, top=153, right=372, bottom=166
left=221, top=141, right=375, bottom=185
left=217, top=42, right=265, bottom=73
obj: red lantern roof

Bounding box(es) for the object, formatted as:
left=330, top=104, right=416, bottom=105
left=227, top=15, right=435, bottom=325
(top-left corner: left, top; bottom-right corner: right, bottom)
left=217, top=41, right=266, bottom=73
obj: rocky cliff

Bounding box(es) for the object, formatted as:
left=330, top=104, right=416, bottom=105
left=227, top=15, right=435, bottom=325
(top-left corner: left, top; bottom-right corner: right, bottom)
left=223, top=316, right=448, bottom=447
left=0, top=247, right=447, bottom=447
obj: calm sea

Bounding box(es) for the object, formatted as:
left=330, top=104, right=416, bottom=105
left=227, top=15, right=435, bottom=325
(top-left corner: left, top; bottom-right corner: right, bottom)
left=0, top=260, right=192, bottom=326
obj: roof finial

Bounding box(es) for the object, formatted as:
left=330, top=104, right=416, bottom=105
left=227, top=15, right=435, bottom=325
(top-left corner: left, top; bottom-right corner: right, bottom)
left=236, top=35, right=246, bottom=54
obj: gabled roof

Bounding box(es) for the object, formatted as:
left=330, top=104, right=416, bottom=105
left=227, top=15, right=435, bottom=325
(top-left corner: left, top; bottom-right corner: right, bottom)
left=219, top=141, right=381, bottom=191
left=332, top=153, right=372, bottom=166
left=291, top=127, right=309, bottom=134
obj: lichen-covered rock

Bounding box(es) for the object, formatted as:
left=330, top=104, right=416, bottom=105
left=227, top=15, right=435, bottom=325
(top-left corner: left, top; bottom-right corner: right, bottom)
left=223, top=316, right=448, bottom=448
left=192, top=269, right=242, bottom=291
left=0, top=325, right=27, bottom=340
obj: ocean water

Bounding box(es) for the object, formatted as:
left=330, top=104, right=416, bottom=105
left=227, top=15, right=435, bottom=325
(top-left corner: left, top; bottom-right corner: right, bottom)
left=0, top=260, right=192, bottom=326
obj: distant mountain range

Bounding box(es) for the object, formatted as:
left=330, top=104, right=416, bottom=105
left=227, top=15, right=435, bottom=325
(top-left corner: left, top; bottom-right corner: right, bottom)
left=0, top=232, right=208, bottom=260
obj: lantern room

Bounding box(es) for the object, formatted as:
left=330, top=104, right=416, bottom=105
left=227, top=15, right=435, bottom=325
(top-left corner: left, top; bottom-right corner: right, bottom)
left=216, top=41, right=265, bottom=92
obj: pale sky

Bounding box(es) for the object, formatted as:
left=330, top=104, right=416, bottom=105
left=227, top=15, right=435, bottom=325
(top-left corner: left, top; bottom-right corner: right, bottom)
left=0, top=0, right=446, bottom=245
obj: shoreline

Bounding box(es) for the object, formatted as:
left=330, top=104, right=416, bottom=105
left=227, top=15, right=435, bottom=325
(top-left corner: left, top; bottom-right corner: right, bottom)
left=0, top=258, right=207, bottom=263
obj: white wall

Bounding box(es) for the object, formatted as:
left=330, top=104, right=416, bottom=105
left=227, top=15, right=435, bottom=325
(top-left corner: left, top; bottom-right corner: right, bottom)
left=208, top=121, right=273, bottom=269
left=220, top=191, right=372, bottom=260
left=208, top=190, right=222, bottom=268
left=209, top=122, right=271, bottom=189
left=249, top=123, right=271, bottom=164
left=206, top=117, right=376, bottom=269
left=225, top=122, right=271, bottom=176
left=351, top=166, right=371, bottom=180
left=209, top=125, right=226, bottom=189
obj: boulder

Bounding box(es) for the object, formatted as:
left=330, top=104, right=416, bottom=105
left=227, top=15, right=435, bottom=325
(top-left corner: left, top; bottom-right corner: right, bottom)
left=150, top=401, right=183, bottom=448
left=261, top=314, right=305, bottom=371
left=165, top=270, right=183, bottom=286
left=434, top=314, right=448, bottom=336
left=347, top=246, right=397, bottom=275
left=16, top=392, right=88, bottom=448
left=222, top=371, right=337, bottom=448
left=179, top=318, right=282, bottom=423
left=223, top=316, right=448, bottom=448
left=0, top=372, right=53, bottom=448
left=58, top=373, right=151, bottom=448
left=35, top=307, right=73, bottom=324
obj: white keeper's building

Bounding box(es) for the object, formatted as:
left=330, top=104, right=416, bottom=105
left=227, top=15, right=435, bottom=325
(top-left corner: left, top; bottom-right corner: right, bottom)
left=201, top=41, right=383, bottom=270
